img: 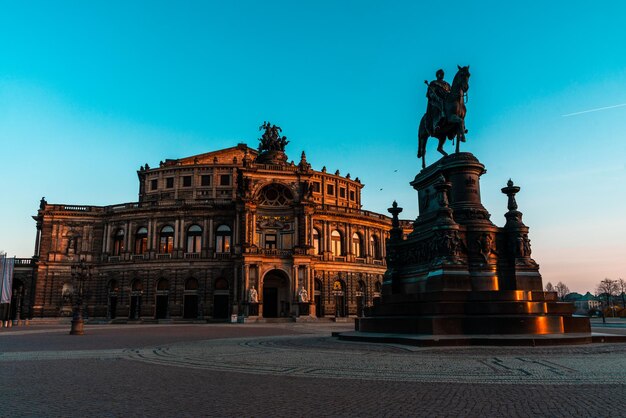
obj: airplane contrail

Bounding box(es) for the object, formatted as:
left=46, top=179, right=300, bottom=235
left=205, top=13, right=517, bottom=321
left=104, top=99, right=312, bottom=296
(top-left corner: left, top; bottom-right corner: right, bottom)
left=562, top=102, right=626, bottom=117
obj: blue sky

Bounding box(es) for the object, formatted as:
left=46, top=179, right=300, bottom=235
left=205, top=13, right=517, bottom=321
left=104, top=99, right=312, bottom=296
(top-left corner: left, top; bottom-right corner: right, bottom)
left=1, top=1, right=625, bottom=292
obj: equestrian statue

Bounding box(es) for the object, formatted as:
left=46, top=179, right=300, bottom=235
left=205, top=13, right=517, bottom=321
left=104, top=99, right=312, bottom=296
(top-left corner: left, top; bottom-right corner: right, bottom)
left=417, top=65, right=470, bottom=169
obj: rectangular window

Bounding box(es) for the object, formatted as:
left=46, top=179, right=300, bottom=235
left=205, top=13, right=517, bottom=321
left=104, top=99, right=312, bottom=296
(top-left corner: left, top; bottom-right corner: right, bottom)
left=339, top=187, right=346, bottom=198
left=201, top=175, right=211, bottom=186
left=182, top=176, right=192, bottom=187
left=265, top=234, right=277, bottom=249
left=327, top=184, right=334, bottom=195
left=220, top=174, right=230, bottom=186
left=166, top=177, right=174, bottom=189
left=151, top=179, right=158, bottom=191
left=312, top=182, right=321, bottom=193
left=349, top=190, right=355, bottom=201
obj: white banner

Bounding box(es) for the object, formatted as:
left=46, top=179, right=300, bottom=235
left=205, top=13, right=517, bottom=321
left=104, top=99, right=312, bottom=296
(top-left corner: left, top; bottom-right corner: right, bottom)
left=0, top=255, right=15, bottom=304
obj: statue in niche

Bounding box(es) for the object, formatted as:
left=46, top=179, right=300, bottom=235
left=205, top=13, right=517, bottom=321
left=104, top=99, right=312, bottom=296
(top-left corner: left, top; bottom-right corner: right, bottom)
left=66, top=236, right=76, bottom=255
left=476, top=233, right=494, bottom=263
left=522, top=234, right=532, bottom=257
left=449, top=230, right=465, bottom=258
left=511, top=233, right=532, bottom=258
left=298, top=286, right=309, bottom=303
left=248, top=286, right=258, bottom=303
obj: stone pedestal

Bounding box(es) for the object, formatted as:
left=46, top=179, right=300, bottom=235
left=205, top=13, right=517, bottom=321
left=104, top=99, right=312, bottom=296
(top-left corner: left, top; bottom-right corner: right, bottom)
left=349, top=153, right=591, bottom=344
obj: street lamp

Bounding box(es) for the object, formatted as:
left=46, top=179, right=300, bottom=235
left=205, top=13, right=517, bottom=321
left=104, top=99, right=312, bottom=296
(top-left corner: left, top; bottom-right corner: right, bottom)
left=70, top=259, right=92, bottom=335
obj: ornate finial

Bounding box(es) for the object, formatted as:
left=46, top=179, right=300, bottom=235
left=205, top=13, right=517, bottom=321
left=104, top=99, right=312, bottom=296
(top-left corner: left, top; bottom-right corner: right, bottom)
left=346, top=173, right=351, bottom=179
left=297, top=150, right=311, bottom=172
left=321, top=166, right=327, bottom=173
left=501, top=179, right=520, bottom=211
left=388, top=201, right=403, bottom=239
left=335, top=170, right=340, bottom=176
left=501, top=178, right=524, bottom=227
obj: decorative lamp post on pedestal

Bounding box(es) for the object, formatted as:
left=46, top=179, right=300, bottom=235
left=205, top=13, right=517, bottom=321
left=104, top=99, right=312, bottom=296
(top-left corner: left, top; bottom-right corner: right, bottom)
left=70, top=260, right=92, bottom=335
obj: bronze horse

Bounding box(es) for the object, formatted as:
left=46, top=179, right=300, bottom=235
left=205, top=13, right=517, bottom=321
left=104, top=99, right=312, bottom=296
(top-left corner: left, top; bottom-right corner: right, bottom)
left=417, top=65, right=470, bottom=169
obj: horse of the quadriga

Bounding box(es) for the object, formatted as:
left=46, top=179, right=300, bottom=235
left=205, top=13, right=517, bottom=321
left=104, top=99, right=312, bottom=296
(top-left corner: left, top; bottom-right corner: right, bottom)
left=418, top=65, right=470, bottom=169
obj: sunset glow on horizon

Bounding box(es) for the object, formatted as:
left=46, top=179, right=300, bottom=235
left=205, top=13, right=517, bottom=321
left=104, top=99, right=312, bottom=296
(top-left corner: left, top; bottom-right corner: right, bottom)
left=1, top=1, right=625, bottom=294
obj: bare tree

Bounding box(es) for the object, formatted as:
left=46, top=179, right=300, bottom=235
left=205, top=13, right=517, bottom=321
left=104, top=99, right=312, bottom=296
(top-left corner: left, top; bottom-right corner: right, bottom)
left=618, top=278, right=626, bottom=308
left=596, top=278, right=619, bottom=316
left=545, top=282, right=554, bottom=292
left=554, top=282, right=570, bottom=301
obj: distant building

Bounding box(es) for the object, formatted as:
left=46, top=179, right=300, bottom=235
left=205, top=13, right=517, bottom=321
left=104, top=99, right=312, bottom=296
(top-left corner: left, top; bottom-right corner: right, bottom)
left=564, top=292, right=601, bottom=315
left=12, top=140, right=412, bottom=322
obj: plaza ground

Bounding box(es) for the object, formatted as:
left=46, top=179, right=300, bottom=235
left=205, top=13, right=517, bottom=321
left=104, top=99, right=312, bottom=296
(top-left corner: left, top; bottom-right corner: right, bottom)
left=1, top=320, right=626, bottom=417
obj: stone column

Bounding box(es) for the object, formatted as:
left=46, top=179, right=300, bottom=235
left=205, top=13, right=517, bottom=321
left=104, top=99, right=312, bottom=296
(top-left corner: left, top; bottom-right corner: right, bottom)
left=179, top=217, right=185, bottom=253
left=208, top=219, right=214, bottom=254
left=151, top=219, right=158, bottom=252
left=174, top=219, right=180, bottom=251
left=202, top=218, right=208, bottom=256
left=34, top=220, right=42, bottom=258
left=244, top=263, right=250, bottom=304
left=124, top=221, right=133, bottom=257
left=290, top=264, right=296, bottom=301
left=103, top=223, right=110, bottom=255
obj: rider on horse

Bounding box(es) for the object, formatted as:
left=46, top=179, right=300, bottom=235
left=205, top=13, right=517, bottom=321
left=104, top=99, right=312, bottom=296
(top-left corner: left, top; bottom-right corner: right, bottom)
left=425, top=69, right=451, bottom=135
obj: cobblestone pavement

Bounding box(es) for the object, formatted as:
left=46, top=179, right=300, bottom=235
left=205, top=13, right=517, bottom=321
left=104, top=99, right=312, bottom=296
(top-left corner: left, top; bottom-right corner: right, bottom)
left=2, top=323, right=626, bottom=417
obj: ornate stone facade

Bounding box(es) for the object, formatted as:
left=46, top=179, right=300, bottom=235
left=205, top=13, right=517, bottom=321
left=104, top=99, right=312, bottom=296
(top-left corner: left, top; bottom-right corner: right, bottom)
left=23, top=142, right=410, bottom=321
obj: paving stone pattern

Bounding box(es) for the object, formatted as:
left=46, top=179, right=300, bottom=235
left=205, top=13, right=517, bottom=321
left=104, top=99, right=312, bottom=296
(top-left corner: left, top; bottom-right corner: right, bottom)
left=1, top=323, right=626, bottom=417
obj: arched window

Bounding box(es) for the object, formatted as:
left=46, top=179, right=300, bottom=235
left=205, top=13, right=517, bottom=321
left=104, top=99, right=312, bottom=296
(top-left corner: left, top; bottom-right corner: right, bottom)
left=216, top=225, right=231, bottom=253
left=357, top=280, right=366, bottom=294
left=108, top=280, right=119, bottom=293
left=157, top=279, right=169, bottom=291
left=159, top=226, right=174, bottom=254
left=185, top=278, right=199, bottom=290
left=131, top=279, right=143, bottom=292
left=331, top=230, right=342, bottom=256
left=370, top=235, right=380, bottom=259
left=258, top=184, right=294, bottom=206
left=134, top=227, right=148, bottom=254
left=312, top=229, right=321, bottom=255
left=186, top=224, right=202, bottom=253
left=352, top=233, right=363, bottom=257
left=215, top=277, right=229, bottom=290
left=113, top=229, right=125, bottom=255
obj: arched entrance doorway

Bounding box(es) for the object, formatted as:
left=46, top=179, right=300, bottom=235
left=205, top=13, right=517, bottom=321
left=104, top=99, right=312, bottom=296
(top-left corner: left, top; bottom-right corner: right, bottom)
left=332, top=280, right=346, bottom=318
left=183, top=278, right=199, bottom=319
left=213, top=278, right=230, bottom=319
left=155, top=279, right=169, bottom=319
left=314, top=279, right=323, bottom=317
left=373, top=280, right=382, bottom=305
left=10, top=279, right=24, bottom=321
left=356, top=280, right=366, bottom=317
left=129, top=279, right=143, bottom=319
left=108, top=280, right=119, bottom=319
left=262, top=269, right=290, bottom=318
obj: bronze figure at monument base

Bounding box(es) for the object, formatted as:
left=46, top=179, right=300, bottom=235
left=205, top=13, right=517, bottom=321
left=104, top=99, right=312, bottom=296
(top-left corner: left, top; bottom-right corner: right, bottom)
left=339, top=152, right=613, bottom=346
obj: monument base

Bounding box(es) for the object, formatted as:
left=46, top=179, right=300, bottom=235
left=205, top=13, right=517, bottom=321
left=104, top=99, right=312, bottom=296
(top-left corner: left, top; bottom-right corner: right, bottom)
left=336, top=331, right=626, bottom=347
left=348, top=152, right=599, bottom=345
